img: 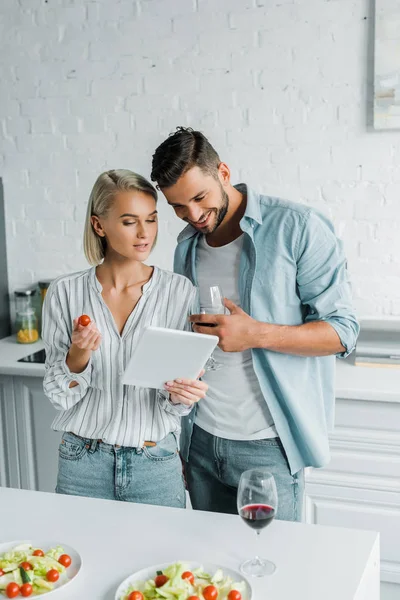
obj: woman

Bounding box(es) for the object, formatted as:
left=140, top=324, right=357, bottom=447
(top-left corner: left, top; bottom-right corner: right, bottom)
left=42, top=169, right=207, bottom=508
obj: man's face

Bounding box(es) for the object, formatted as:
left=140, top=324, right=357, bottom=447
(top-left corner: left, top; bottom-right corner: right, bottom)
left=161, top=166, right=229, bottom=234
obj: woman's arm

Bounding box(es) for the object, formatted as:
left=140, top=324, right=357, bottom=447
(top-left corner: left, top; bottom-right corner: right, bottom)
left=66, top=317, right=102, bottom=387
left=42, top=284, right=94, bottom=410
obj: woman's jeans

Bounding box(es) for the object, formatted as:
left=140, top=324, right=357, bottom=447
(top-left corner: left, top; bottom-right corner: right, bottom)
left=56, top=431, right=186, bottom=509
left=186, top=425, right=305, bottom=521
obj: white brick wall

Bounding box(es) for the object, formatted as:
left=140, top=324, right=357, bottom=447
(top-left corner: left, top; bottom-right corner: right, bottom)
left=1, top=0, right=399, bottom=316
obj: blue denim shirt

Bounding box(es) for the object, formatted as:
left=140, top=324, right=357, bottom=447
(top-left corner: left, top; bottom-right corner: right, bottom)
left=174, top=184, right=359, bottom=474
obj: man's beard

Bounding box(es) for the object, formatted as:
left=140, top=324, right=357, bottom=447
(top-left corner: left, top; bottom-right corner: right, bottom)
left=213, top=187, right=229, bottom=231
left=200, top=185, right=229, bottom=234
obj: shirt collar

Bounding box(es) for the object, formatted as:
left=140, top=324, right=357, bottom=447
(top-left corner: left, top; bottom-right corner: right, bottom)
left=89, top=265, right=158, bottom=294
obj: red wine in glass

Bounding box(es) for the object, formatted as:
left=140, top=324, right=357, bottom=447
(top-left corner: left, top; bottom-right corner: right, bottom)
left=237, top=468, right=278, bottom=577
left=240, top=504, right=276, bottom=531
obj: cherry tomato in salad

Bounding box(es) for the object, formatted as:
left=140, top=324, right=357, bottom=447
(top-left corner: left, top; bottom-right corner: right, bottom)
left=203, top=585, right=219, bottom=600
left=58, top=554, right=72, bottom=568
left=20, top=561, right=33, bottom=570
left=188, top=597, right=201, bottom=600
left=78, top=314, right=91, bottom=327
left=46, top=568, right=60, bottom=582
left=32, top=549, right=44, bottom=557
left=0, top=569, right=4, bottom=576
left=6, top=582, right=20, bottom=598
left=182, top=571, right=195, bottom=584
left=21, top=583, right=33, bottom=597
left=154, top=573, right=169, bottom=587
left=128, top=592, right=144, bottom=600
left=228, top=591, right=242, bottom=600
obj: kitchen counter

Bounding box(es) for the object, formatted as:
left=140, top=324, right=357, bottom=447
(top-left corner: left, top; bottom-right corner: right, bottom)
left=0, top=335, right=399, bottom=403
left=0, top=335, right=44, bottom=377
left=0, top=487, right=380, bottom=600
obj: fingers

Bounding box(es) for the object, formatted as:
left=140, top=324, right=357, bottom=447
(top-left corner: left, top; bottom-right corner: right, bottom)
left=165, top=377, right=208, bottom=391
left=169, top=389, right=202, bottom=405
left=192, top=324, right=221, bottom=336
left=198, top=368, right=205, bottom=378
left=165, top=378, right=208, bottom=405
left=91, top=334, right=102, bottom=351
left=72, top=320, right=102, bottom=350
left=189, top=313, right=221, bottom=325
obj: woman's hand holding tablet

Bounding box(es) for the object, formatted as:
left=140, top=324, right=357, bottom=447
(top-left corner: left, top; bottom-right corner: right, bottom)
left=165, top=368, right=207, bottom=406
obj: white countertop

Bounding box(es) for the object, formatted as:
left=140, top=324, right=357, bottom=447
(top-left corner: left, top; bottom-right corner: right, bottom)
left=0, top=335, right=399, bottom=402
left=0, top=487, right=380, bottom=600
left=0, top=335, right=45, bottom=377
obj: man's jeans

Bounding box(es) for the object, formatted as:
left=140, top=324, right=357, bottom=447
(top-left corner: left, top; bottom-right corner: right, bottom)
left=186, top=425, right=305, bottom=521
left=56, top=431, right=186, bottom=508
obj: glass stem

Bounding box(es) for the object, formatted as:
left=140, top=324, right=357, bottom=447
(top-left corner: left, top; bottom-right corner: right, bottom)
left=253, top=530, right=262, bottom=565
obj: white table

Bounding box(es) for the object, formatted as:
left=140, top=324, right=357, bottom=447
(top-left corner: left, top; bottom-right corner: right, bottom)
left=0, top=488, right=379, bottom=600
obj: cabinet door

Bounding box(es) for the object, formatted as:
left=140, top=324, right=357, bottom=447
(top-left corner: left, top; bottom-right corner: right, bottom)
left=13, top=377, right=61, bottom=493
left=305, top=396, right=400, bottom=599
left=0, top=375, right=20, bottom=487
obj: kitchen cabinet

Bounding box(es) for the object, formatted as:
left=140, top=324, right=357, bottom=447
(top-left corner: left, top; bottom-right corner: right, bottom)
left=305, top=389, right=400, bottom=600
left=0, top=335, right=399, bottom=599
left=0, top=336, right=61, bottom=492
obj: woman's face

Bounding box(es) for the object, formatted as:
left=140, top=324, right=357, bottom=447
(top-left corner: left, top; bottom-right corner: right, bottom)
left=92, top=190, right=158, bottom=262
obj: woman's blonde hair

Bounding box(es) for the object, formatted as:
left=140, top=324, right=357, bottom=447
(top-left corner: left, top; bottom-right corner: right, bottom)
left=83, top=169, right=158, bottom=266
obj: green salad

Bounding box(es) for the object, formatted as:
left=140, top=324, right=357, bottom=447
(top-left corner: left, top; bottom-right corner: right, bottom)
left=0, top=543, right=72, bottom=597
left=122, top=562, right=248, bottom=600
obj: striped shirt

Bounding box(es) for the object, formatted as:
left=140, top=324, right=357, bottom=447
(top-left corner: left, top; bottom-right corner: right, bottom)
left=42, top=266, right=195, bottom=447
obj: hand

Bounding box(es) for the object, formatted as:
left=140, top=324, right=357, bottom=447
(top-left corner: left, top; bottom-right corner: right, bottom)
left=164, top=369, right=207, bottom=407
left=190, top=298, right=259, bottom=352
left=71, top=317, right=102, bottom=352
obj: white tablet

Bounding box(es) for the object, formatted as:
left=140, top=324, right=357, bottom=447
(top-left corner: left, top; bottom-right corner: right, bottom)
left=122, top=326, right=219, bottom=389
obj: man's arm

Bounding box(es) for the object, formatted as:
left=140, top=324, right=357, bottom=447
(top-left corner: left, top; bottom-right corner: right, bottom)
left=253, top=319, right=345, bottom=356
left=192, top=210, right=359, bottom=357
left=192, top=299, right=345, bottom=355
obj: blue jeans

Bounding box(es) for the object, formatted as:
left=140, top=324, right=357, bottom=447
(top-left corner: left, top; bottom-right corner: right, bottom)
left=56, top=431, right=186, bottom=508
left=186, top=425, right=304, bottom=521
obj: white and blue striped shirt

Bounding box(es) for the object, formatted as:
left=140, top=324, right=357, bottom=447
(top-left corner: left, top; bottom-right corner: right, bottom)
left=42, top=266, right=195, bottom=447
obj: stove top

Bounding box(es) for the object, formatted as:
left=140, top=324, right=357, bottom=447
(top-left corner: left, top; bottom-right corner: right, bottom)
left=18, top=349, right=46, bottom=363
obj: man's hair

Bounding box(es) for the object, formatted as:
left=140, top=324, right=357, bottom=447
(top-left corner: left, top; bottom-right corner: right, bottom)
left=151, top=127, right=221, bottom=188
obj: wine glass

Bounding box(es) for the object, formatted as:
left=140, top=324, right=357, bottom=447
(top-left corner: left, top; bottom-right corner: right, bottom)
left=237, top=468, right=278, bottom=577
left=191, top=285, right=225, bottom=371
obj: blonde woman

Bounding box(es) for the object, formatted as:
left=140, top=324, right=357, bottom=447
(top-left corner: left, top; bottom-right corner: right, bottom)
left=42, top=170, right=207, bottom=508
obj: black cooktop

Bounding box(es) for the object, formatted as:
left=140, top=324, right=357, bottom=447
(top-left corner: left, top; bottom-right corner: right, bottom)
left=18, top=349, right=46, bottom=363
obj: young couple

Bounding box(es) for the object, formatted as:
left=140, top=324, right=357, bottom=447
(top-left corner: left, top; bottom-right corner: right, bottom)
left=43, top=128, right=359, bottom=519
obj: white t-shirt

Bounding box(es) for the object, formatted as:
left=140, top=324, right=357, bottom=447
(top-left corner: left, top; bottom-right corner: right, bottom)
left=195, top=234, right=278, bottom=440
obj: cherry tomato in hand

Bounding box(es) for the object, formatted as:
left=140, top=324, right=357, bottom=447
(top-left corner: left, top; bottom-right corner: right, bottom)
left=128, top=593, right=144, bottom=600
left=58, top=554, right=72, bottom=568
left=20, top=561, right=33, bottom=570
left=228, top=591, right=242, bottom=600
left=182, top=571, right=195, bottom=584
left=203, top=585, right=219, bottom=600
left=33, top=549, right=44, bottom=556
left=46, top=569, right=60, bottom=582
left=6, top=583, right=20, bottom=598
left=21, top=583, right=33, bottom=597
left=78, top=314, right=91, bottom=327
left=154, top=574, right=169, bottom=587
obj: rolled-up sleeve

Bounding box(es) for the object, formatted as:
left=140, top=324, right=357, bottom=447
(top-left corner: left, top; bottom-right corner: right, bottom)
left=42, top=283, right=92, bottom=410
left=296, top=211, right=360, bottom=358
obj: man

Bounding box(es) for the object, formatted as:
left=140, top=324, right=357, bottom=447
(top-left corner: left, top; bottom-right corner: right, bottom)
left=150, top=127, right=359, bottom=521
